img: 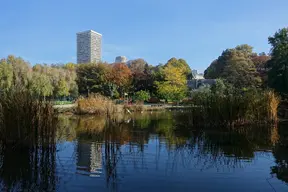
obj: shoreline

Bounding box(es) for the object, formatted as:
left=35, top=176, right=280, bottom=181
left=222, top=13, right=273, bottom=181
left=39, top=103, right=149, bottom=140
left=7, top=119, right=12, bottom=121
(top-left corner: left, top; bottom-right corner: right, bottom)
left=53, top=103, right=195, bottom=114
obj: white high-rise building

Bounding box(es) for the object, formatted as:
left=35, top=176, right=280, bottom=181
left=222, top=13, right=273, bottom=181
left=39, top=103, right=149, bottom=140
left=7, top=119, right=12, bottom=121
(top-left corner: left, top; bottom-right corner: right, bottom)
left=77, top=30, right=102, bottom=64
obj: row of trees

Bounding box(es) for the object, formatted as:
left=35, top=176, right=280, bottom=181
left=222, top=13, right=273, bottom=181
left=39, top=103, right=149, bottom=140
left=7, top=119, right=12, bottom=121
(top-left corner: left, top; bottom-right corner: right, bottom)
left=76, top=57, right=192, bottom=101
left=0, top=56, right=78, bottom=99
left=1, top=27, right=287, bottom=101
left=0, top=56, right=192, bottom=101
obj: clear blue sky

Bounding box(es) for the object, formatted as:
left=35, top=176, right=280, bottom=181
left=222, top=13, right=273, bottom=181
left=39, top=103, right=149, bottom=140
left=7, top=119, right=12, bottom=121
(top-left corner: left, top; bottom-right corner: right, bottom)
left=1, top=0, right=287, bottom=72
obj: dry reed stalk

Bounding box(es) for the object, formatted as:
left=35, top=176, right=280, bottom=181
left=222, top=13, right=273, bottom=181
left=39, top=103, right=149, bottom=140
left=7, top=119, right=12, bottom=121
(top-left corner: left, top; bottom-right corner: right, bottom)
left=76, top=94, right=123, bottom=116
left=0, top=87, right=57, bottom=148
left=189, top=90, right=280, bottom=126
left=266, top=91, right=280, bottom=122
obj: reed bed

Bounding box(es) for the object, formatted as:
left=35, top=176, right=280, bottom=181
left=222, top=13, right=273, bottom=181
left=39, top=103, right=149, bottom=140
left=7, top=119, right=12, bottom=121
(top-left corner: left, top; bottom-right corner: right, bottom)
left=76, top=94, right=123, bottom=116
left=189, top=90, right=280, bottom=127
left=0, top=87, right=57, bottom=148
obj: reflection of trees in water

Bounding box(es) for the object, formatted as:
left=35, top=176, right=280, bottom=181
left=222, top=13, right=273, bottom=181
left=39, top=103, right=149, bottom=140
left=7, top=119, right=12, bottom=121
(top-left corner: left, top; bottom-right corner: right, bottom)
left=57, top=115, right=77, bottom=142
left=175, top=112, right=278, bottom=154
left=58, top=112, right=280, bottom=190
left=271, top=122, right=288, bottom=183
left=0, top=135, right=57, bottom=191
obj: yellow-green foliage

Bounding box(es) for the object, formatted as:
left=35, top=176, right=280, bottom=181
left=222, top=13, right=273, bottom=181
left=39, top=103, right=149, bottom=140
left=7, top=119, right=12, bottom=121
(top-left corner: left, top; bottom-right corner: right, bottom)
left=156, top=64, right=187, bottom=101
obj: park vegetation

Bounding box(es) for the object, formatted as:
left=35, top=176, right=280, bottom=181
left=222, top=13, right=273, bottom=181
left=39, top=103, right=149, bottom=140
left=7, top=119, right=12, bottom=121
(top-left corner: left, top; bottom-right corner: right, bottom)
left=0, top=86, right=57, bottom=148
left=76, top=94, right=123, bottom=116
left=1, top=28, right=287, bottom=105
left=189, top=79, right=280, bottom=126
left=0, top=27, right=287, bottom=127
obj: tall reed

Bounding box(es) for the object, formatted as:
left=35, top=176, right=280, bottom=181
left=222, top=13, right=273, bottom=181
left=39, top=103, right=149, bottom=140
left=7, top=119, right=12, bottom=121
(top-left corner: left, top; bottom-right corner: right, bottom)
left=76, top=94, right=123, bottom=116
left=0, top=87, right=57, bottom=148
left=189, top=89, right=280, bottom=127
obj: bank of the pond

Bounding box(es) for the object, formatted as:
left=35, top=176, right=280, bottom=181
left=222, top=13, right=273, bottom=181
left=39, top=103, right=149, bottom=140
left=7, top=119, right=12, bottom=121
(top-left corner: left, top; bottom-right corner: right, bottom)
left=53, top=103, right=194, bottom=114
left=53, top=104, right=77, bottom=114
left=53, top=90, right=283, bottom=127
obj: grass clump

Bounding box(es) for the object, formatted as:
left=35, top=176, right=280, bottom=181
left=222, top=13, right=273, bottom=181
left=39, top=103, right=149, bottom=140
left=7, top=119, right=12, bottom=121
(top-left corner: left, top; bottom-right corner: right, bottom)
left=76, top=93, right=123, bottom=116
left=53, top=100, right=74, bottom=105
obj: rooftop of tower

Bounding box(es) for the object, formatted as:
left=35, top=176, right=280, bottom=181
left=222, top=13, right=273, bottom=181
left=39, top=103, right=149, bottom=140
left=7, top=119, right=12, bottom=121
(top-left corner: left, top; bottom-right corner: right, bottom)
left=77, top=30, right=102, bottom=36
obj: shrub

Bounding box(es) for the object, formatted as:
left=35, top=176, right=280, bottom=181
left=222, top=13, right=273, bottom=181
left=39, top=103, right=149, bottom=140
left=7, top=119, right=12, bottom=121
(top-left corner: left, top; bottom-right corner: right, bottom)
left=76, top=94, right=123, bottom=116
left=135, top=90, right=150, bottom=102
left=54, top=100, right=73, bottom=105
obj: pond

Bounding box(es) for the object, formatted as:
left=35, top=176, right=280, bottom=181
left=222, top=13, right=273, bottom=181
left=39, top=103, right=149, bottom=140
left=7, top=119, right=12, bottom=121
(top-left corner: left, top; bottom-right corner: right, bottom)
left=0, top=111, right=288, bottom=191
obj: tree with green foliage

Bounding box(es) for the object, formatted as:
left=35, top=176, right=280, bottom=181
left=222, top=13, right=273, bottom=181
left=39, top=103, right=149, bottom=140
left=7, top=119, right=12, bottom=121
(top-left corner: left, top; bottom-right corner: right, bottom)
left=211, top=79, right=226, bottom=95
left=204, top=45, right=262, bottom=89
left=0, top=59, right=13, bottom=92
left=76, top=62, right=113, bottom=96
left=251, top=54, right=271, bottom=87
left=30, top=72, right=53, bottom=98
left=56, top=78, right=70, bottom=98
left=267, top=28, right=288, bottom=94
left=235, top=44, right=255, bottom=57
left=135, top=90, right=150, bottom=101
left=31, top=63, right=78, bottom=99
left=0, top=55, right=77, bottom=100
left=64, top=62, right=76, bottom=71
left=221, top=56, right=261, bottom=88
left=68, top=81, right=79, bottom=99
left=6, top=55, right=31, bottom=87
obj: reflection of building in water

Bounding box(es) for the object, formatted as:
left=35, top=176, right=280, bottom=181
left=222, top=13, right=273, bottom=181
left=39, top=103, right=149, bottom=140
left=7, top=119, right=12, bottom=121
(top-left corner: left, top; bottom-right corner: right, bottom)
left=90, top=143, right=102, bottom=176
left=76, top=142, right=102, bottom=177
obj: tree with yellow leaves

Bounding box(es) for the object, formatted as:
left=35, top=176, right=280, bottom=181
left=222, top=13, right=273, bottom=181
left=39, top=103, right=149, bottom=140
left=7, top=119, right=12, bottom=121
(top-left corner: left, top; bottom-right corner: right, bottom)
left=155, top=64, right=187, bottom=102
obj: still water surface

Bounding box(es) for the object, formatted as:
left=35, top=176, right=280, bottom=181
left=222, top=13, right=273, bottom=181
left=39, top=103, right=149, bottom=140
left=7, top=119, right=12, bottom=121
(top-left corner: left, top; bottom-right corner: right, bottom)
left=1, top=111, right=288, bottom=191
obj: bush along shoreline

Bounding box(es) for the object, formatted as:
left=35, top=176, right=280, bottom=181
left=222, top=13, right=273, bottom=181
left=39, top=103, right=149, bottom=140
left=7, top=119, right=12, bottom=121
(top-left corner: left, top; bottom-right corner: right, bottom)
left=56, top=85, right=280, bottom=127
left=188, top=82, right=280, bottom=127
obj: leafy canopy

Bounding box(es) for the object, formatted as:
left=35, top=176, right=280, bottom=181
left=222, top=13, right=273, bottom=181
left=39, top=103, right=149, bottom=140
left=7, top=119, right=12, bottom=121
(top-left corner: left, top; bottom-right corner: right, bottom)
left=267, top=28, right=288, bottom=94
left=204, top=44, right=262, bottom=89
left=156, top=62, right=187, bottom=101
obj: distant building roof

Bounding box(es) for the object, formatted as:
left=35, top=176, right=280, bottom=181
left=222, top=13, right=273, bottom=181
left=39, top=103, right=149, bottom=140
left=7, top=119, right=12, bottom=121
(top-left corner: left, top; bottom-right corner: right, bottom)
left=187, top=79, right=216, bottom=89
left=77, top=30, right=102, bottom=36
left=115, top=56, right=127, bottom=63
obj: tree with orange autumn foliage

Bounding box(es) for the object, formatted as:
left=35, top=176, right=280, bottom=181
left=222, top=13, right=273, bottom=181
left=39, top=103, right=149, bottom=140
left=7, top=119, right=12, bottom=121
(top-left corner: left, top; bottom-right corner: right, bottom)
left=109, top=63, right=132, bottom=97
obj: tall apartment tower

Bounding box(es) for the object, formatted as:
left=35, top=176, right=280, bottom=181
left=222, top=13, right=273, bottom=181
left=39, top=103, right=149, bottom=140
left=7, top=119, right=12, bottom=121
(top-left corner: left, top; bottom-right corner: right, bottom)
left=77, top=30, right=102, bottom=64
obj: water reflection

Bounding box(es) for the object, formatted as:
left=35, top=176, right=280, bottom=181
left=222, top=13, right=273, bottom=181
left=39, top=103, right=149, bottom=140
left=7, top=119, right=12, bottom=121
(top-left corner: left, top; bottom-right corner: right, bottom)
left=77, top=142, right=102, bottom=177
left=1, top=112, right=288, bottom=191
left=54, top=112, right=287, bottom=191
left=271, top=122, right=288, bottom=183
left=0, top=141, right=57, bottom=191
